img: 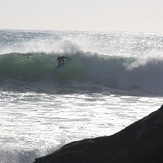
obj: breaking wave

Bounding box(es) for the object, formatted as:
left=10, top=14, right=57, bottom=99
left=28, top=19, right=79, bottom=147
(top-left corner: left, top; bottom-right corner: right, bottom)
left=0, top=51, right=163, bottom=95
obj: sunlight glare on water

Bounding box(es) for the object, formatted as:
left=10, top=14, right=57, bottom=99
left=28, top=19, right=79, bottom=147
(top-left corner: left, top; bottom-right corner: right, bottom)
left=0, top=91, right=162, bottom=155
left=1, top=30, right=163, bottom=163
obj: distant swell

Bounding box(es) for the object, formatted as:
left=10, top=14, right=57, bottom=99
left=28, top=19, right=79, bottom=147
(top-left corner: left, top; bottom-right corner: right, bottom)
left=0, top=51, right=163, bottom=95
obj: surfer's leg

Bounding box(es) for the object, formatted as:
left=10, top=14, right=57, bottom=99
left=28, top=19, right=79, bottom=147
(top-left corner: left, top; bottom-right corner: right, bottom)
left=57, top=59, right=62, bottom=66
left=61, top=59, right=65, bottom=64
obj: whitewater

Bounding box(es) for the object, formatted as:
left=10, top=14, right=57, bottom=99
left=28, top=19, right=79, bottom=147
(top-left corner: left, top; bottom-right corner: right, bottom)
left=0, top=29, right=163, bottom=163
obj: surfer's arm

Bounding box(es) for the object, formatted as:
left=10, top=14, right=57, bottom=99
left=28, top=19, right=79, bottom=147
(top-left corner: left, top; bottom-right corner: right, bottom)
left=64, top=57, right=71, bottom=60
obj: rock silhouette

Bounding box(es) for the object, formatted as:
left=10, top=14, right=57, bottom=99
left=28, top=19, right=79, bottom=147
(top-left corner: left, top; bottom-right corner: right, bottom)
left=34, top=105, right=163, bottom=163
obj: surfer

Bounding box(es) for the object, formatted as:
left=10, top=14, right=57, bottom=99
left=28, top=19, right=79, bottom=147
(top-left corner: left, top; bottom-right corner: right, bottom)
left=57, top=56, right=71, bottom=66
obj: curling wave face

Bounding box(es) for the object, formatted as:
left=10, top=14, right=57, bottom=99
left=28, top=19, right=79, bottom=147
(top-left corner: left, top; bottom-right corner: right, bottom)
left=0, top=51, right=163, bottom=95
left=1, top=30, right=163, bottom=94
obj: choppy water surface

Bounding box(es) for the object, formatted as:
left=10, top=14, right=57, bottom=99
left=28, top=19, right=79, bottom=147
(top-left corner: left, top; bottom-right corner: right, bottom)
left=0, top=30, right=163, bottom=163
left=0, top=91, right=162, bottom=163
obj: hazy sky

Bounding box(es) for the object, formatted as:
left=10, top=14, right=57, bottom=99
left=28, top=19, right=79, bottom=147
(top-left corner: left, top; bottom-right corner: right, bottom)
left=1, top=0, right=163, bottom=32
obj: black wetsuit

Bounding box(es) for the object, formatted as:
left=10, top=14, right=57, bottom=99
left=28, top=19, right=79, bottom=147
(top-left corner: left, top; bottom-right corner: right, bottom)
left=57, top=56, right=71, bottom=66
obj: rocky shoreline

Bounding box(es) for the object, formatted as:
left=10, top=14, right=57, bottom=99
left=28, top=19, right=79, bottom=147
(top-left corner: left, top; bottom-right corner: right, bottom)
left=34, top=105, right=163, bottom=163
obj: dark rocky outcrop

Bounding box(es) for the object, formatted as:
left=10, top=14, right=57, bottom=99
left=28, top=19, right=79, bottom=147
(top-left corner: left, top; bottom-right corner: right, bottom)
left=34, top=105, right=163, bottom=163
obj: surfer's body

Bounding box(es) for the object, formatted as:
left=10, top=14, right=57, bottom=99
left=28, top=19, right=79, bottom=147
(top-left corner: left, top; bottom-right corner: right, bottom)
left=57, top=56, right=71, bottom=66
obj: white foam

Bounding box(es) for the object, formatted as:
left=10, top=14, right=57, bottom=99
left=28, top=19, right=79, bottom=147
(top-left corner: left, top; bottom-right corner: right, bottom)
left=0, top=91, right=162, bottom=162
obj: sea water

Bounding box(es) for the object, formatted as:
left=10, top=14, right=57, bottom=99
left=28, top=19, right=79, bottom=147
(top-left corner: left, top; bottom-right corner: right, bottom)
left=0, top=30, right=163, bottom=163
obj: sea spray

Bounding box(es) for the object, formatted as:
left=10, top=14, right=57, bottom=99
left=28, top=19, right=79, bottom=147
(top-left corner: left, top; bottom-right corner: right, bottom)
left=0, top=51, right=163, bottom=94
left=0, top=30, right=163, bottom=163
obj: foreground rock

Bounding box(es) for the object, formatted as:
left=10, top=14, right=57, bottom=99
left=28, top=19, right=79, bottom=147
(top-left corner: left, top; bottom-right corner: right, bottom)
left=34, top=105, right=163, bottom=163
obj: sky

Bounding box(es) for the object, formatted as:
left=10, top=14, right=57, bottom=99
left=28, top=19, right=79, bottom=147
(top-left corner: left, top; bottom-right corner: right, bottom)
left=0, top=0, right=163, bottom=33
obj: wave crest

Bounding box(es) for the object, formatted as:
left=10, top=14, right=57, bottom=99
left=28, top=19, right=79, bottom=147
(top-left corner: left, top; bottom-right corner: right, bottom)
left=0, top=51, right=163, bottom=94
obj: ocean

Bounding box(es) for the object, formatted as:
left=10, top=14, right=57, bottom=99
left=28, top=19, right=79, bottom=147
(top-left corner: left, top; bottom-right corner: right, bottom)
left=0, top=29, right=163, bottom=163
